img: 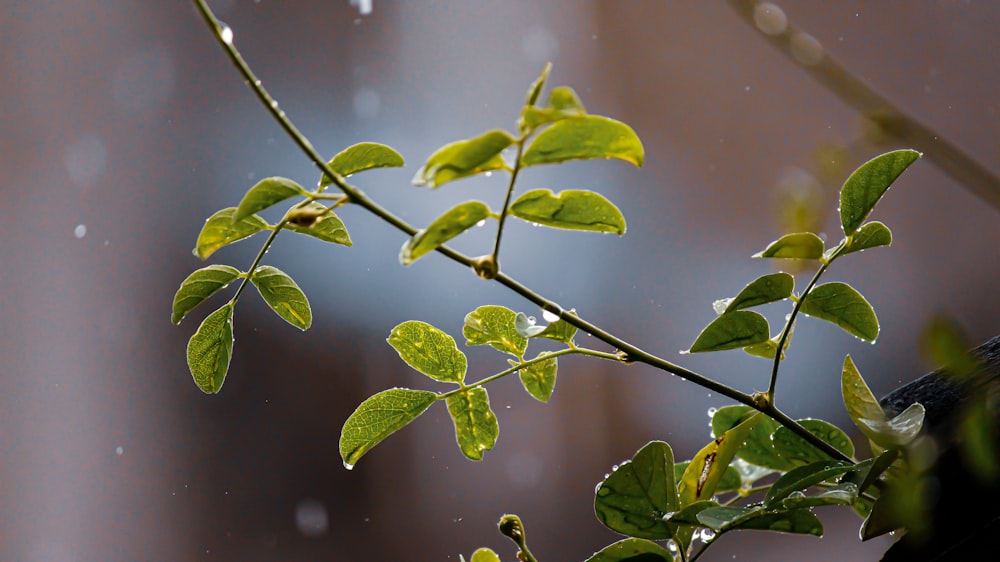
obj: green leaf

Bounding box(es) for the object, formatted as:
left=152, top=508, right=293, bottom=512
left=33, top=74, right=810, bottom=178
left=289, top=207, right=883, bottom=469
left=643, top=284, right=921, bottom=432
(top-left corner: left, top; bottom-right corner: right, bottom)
left=339, top=388, right=438, bottom=468
left=172, top=265, right=241, bottom=324
left=674, top=462, right=742, bottom=493
left=686, top=310, right=770, bottom=353
left=524, top=62, right=552, bottom=107
left=679, top=413, right=759, bottom=506
left=764, top=460, right=854, bottom=508
left=841, top=450, right=899, bottom=494
left=920, top=315, right=979, bottom=379
left=234, top=177, right=307, bottom=223
left=412, top=130, right=515, bottom=188
left=509, top=189, right=627, bottom=235
left=594, top=441, right=678, bottom=540
left=249, top=266, right=312, bottom=330
left=717, top=272, right=794, bottom=314
left=194, top=207, right=270, bottom=260
left=841, top=221, right=892, bottom=256
left=463, top=305, right=528, bottom=358
left=399, top=201, right=492, bottom=266
left=800, top=282, right=879, bottom=342
left=665, top=500, right=720, bottom=526
left=842, top=355, right=925, bottom=448
left=770, top=419, right=855, bottom=467
left=522, top=115, right=644, bottom=168
left=186, top=302, right=234, bottom=394
left=742, top=338, right=781, bottom=360
left=712, top=406, right=791, bottom=471
left=446, top=387, right=499, bottom=461
left=517, top=352, right=557, bottom=403
left=778, top=483, right=859, bottom=509
left=535, top=311, right=578, bottom=343
left=468, top=548, right=501, bottom=562
left=321, top=142, right=405, bottom=187
left=520, top=86, right=588, bottom=131
left=284, top=202, right=353, bottom=246
left=697, top=506, right=823, bottom=536
left=387, top=321, right=467, bottom=384
left=583, top=538, right=673, bottom=562
left=840, top=149, right=921, bottom=236
left=752, top=232, right=824, bottom=260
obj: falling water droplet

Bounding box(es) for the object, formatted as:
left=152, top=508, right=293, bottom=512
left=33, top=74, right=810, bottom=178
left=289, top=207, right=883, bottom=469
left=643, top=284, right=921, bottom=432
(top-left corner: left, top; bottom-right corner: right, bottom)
left=115, top=445, right=124, bottom=456
left=74, top=224, right=87, bottom=239
left=343, top=460, right=354, bottom=471
left=350, top=0, right=373, bottom=16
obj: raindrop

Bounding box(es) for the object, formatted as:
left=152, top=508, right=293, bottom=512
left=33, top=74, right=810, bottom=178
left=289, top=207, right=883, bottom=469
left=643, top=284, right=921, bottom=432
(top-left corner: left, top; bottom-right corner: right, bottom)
left=484, top=171, right=493, bottom=177
left=707, top=407, right=717, bottom=417
left=74, top=224, right=87, bottom=239
left=343, top=460, right=354, bottom=470
left=295, top=498, right=329, bottom=537
left=753, top=2, right=787, bottom=36
left=790, top=32, right=824, bottom=65
left=219, top=23, right=234, bottom=44
left=115, top=445, right=124, bottom=456
left=542, top=310, right=560, bottom=323
left=476, top=219, right=486, bottom=227
left=350, top=0, right=373, bottom=16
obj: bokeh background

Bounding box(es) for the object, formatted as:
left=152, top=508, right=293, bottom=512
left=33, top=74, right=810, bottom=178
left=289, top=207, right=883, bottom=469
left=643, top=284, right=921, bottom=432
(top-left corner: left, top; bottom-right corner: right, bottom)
left=2, top=1, right=998, bottom=560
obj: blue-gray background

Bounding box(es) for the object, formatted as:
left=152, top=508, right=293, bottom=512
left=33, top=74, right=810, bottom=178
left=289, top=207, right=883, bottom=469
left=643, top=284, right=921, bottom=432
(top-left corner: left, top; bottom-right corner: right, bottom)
left=2, top=1, right=997, bottom=560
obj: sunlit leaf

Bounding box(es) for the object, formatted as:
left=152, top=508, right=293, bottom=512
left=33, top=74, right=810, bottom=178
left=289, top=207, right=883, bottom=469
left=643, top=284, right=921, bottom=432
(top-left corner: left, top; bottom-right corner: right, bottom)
left=172, top=264, right=241, bottom=324
left=446, top=387, right=499, bottom=461
left=800, top=282, right=879, bottom=342
left=712, top=406, right=791, bottom=471
left=678, top=413, right=759, bottom=506
left=840, top=221, right=892, bottom=256
left=509, top=189, right=627, bottom=235
left=463, top=305, right=528, bottom=358
left=771, top=419, right=855, bottom=467
left=520, top=86, right=588, bottom=131
left=339, top=388, right=438, bottom=468
left=763, top=460, right=854, bottom=508
left=583, top=538, right=673, bottom=562
left=285, top=202, right=352, bottom=246
left=250, top=265, right=312, bottom=330
left=517, top=352, right=557, bottom=403
left=721, top=272, right=795, bottom=313
left=522, top=115, right=644, bottom=167
left=468, top=547, right=501, bottom=562
left=194, top=207, right=269, bottom=259
left=842, top=355, right=925, bottom=448
left=685, top=310, right=770, bottom=353
left=674, top=461, right=741, bottom=493
left=387, top=320, right=467, bottom=384
left=840, top=149, right=920, bottom=235
left=412, top=130, right=515, bottom=188
left=524, top=62, right=552, bottom=107
left=234, top=177, right=307, bottom=222
left=399, top=201, right=492, bottom=266
left=594, top=441, right=678, bottom=540
left=186, top=302, right=234, bottom=394
left=321, top=142, right=405, bottom=187
left=752, top=232, right=824, bottom=260
left=535, top=310, right=578, bottom=343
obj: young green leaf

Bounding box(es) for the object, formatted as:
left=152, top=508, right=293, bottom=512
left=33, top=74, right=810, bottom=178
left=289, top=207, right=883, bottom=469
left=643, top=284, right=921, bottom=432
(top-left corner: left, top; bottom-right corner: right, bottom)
left=250, top=265, right=312, bottom=330
left=519, top=86, right=588, bottom=131
left=777, top=483, right=859, bottom=509
left=468, top=548, right=501, bottom=562
left=234, top=177, right=307, bottom=222
left=840, top=149, right=921, bottom=236
left=446, top=387, right=499, bottom=461
left=186, top=302, right=235, bottom=394
left=696, top=505, right=823, bottom=536
left=752, top=232, right=824, bottom=260
left=339, top=388, right=438, bottom=468
left=678, top=413, right=759, bottom=506
left=720, top=272, right=795, bottom=314
left=594, top=441, right=678, bottom=540
left=509, top=189, right=627, bottom=235
left=673, top=461, right=742, bottom=493
left=524, top=62, right=552, bottom=107
left=583, top=538, right=673, bottom=562
left=763, top=460, right=854, bottom=508
left=521, top=115, right=644, bottom=168
left=194, top=207, right=270, bottom=259
left=712, top=406, right=792, bottom=471
left=412, top=130, right=515, bottom=188
left=517, top=352, right=557, bottom=402
left=685, top=310, right=770, bottom=353
left=771, top=419, right=855, bottom=467
left=320, top=142, right=405, bottom=187
left=840, top=221, right=892, bottom=256
left=800, top=282, right=879, bottom=342
left=172, top=264, right=241, bottom=324
left=387, top=321, right=467, bottom=384
left=399, top=201, right=492, bottom=266
left=284, top=202, right=352, bottom=246
left=842, top=355, right=925, bottom=448
left=463, top=305, right=528, bottom=358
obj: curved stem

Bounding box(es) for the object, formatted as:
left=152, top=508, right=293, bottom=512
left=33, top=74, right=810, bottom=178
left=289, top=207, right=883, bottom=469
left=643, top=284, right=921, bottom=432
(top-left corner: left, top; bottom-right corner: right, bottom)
left=725, top=0, right=1000, bottom=214
left=191, top=0, right=853, bottom=466
left=491, top=140, right=526, bottom=263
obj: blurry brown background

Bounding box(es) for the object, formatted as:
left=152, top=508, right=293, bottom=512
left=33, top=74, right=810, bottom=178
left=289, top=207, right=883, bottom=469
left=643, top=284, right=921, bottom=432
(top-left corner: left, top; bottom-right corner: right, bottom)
left=1, top=1, right=997, bottom=560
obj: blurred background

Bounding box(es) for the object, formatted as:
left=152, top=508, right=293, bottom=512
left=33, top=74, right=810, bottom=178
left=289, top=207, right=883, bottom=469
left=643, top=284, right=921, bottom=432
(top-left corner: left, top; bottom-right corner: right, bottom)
left=2, top=1, right=998, bottom=560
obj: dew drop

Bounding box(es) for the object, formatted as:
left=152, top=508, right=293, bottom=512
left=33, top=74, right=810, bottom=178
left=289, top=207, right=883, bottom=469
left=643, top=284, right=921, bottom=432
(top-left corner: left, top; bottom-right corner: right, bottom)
left=753, top=2, right=787, bottom=36
left=707, top=407, right=717, bottom=417
left=343, top=460, right=354, bottom=471
left=542, top=309, right=560, bottom=323
left=484, top=171, right=493, bottom=177
left=476, top=219, right=486, bottom=227
left=219, top=23, right=234, bottom=44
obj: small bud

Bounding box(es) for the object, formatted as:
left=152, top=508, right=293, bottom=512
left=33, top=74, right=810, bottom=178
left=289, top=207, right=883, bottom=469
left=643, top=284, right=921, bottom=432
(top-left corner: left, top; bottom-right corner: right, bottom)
left=472, top=255, right=499, bottom=280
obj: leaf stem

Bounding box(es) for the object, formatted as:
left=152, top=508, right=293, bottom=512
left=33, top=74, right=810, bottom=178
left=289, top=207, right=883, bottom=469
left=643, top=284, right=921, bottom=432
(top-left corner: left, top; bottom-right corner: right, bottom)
left=490, top=140, right=526, bottom=264
left=725, top=0, right=1000, bottom=213
left=230, top=218, right=288, bottom=304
